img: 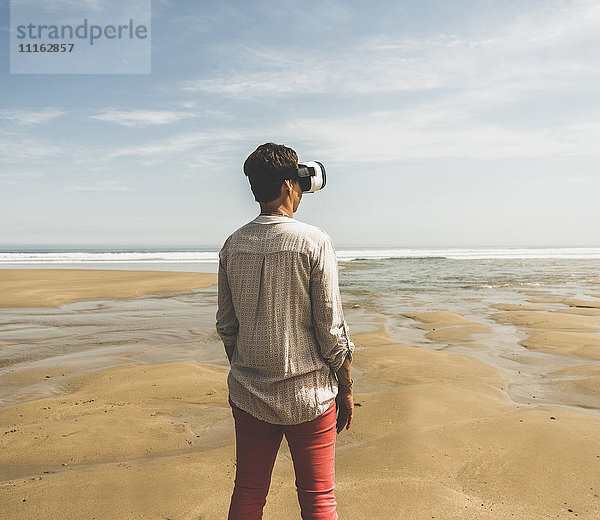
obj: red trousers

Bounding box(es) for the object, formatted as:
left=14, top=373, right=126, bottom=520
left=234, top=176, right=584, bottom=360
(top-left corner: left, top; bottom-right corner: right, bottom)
left=228, top=397, right=338, bottom=520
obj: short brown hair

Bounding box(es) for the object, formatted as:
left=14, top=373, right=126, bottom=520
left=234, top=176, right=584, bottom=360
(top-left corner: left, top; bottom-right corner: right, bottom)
left=243, top=142, right=298, bottom=203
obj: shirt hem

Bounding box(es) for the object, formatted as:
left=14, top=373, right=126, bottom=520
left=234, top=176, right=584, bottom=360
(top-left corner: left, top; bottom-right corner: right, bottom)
left=227, top=392, right=336, bottom=426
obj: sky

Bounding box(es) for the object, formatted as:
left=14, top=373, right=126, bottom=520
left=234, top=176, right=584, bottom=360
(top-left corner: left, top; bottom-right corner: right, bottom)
left=1, top=0, right=599, bottom=248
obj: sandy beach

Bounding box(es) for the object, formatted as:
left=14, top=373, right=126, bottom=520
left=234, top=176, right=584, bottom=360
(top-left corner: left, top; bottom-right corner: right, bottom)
left=1, top=269, right=599, bottom=519
left=0, top=269, right=218, bottom=308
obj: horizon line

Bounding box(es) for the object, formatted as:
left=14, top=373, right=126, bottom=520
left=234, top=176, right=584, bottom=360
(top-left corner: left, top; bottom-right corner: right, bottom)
left=1, top=244, right=600, bottom=250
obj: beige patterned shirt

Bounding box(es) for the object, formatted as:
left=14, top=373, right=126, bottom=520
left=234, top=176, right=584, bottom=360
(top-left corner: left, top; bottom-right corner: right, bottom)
left=216, top=214, right=354, bottom=425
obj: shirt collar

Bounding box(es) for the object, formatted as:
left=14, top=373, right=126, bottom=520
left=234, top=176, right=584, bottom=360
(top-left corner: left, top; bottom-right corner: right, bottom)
left=252, top=214, right=296, bottom=224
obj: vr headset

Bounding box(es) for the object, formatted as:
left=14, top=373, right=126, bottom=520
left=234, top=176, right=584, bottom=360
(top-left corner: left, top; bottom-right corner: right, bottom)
left=247, top=161, right=327, bottom=193
left=296, top=161, right=327, bottom=193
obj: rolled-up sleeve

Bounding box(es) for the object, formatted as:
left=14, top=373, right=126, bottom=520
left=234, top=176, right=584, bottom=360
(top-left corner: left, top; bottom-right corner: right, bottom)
left=310, top=236, right=354, bottom=372
left=216, top=251, right=239, bottom=363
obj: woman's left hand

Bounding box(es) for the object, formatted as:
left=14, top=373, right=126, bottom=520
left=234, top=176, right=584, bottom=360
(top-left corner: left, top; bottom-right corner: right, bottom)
left=335, top=391, right=353, bottom=433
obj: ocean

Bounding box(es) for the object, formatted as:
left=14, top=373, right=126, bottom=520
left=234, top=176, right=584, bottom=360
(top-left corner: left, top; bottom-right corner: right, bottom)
left=1, top=246, right=599, bottom=413
left=2, top=245, right=599, bottom=333
left=1, top=246, right=598, bottom=307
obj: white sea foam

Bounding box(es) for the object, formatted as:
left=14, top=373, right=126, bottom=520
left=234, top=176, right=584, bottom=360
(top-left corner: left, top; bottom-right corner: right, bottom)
left=336, top=247, right=600, bottom=261
left=0, top=247, right=599, bottom=265
left=0, top=251, right=219, bottom=264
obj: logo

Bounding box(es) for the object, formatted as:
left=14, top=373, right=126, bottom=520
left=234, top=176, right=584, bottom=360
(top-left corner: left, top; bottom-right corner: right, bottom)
left=10, top=0, right=151, bottom=74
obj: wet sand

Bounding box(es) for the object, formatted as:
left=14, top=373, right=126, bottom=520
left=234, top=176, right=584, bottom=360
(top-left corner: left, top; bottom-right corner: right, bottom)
left=1, top=269, right=599, bottom=519
left=0, top=269, right=217, bottom=308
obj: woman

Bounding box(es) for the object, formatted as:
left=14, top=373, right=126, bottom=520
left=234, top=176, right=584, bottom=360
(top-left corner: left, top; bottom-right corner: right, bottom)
left=216, top=143, right=354, bottom=519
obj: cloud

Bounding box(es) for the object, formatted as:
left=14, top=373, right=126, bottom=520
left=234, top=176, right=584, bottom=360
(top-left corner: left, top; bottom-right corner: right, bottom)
left=0, top=132, right=67, bottom=162
left=100, top=102, right=600, bottom=169
left=104, top=129, right=246, bottom=158
left=6, top=0, right=599, bottom=181
left=98, top=105, right=600, bottom=168
left=181, top=71, right=329, bottom=97
left=89, top=109, right=199, bottom=127
left=181, top=0, right=600, bottom=100
left=175, top=0, right=600, bottom=163
left=14, top=0, right=117, bottom=12
left=64, top=180, right=130, bottom=192
left=0, top=108, right=65, bottom=125
left=0, top=171, right=44, bottom=185
left=280, top=109, right=600, bottom=163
